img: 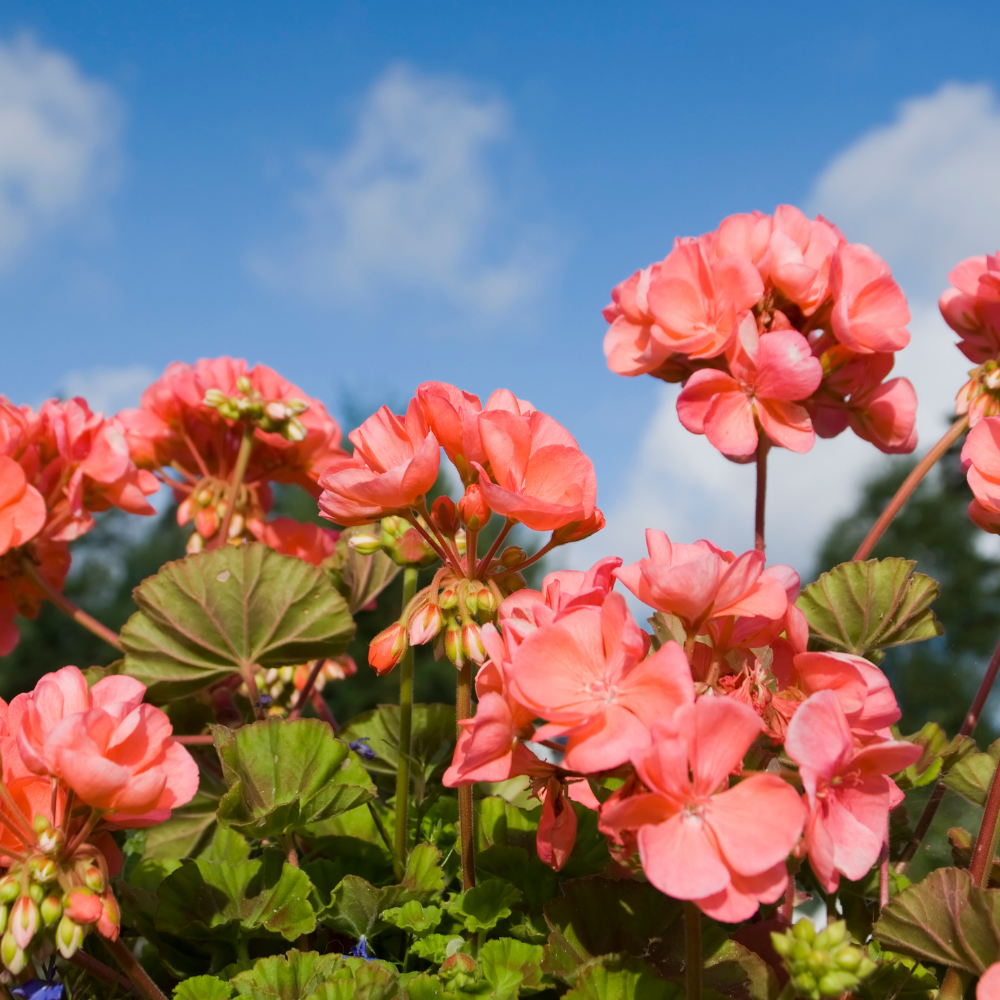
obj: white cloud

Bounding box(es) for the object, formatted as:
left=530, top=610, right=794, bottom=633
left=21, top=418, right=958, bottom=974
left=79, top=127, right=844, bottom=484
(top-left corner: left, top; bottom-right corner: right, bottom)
left=583, top=81, right=998, bottom=579
left=251, top=64, right=553, bottom=314
left=0, top=34, right=120, bottom=269
left=56, top=364, right=155, bottom=416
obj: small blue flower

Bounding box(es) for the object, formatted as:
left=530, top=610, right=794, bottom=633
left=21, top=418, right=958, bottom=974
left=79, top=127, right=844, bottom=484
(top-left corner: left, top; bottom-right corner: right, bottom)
left=257, top=694, right=273, bottom=707
left=349, top=934, right=374, bottom=960
left=12, top=982, right=64, bottom=1000
left=349, top=737, right=376, bottom=760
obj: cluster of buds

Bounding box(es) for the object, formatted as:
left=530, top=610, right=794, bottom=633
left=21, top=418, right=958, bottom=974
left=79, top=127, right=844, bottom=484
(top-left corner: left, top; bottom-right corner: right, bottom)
left=178, top=478, right=263, bottom=553
left=771, top=920, right=875, bottom=1000
left=203, top=376, right=310, bottom=442
left=0, top=817, right=119, bottom=974
left=957, top=359, right=1000, bottom=427
left=241, top=657, right=357, bottom=715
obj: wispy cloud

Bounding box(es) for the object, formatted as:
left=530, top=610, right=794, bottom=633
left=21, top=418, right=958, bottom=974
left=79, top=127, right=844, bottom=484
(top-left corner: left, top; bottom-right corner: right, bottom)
left=0, top=34, right=121, bottom=270
left=250, top=64, right=554, bottom=315
left=580, top=82, right=1000, bottom=578
left=56, top=364, right=155, bottom=416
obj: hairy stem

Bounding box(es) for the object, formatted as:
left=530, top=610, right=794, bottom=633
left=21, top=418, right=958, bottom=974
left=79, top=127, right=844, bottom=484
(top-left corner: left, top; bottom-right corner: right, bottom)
left=684, top=900, right=702, bottom=1000
left=896, top=634, right=1000, bottom=872
left=971, top=752, right=1000, bottom=887
left=475, top=519, right=514, bottom=578
left=213, top=423, right=255, bottom=549
left=20, top=556, right=124, bottom=652
left=393, top=566, right=419, bottom=876
left=288, top=658, right=327, bottom=720
left=174, top=734, right=215, bottom=745
left=938, top=969, right=970, bottom=1000
left=457, top=660, right=476, bottom=890
left=755, top=439, right=769, bottom=552
left=310, top=689, right=339, bottom=729
left=465, top=525, right=479, bottom=580
left=853, top=415, right=969, bottom=561
left=70, top=950, right=133, bottom=992
left=105, top=937, right=168, bottom=1000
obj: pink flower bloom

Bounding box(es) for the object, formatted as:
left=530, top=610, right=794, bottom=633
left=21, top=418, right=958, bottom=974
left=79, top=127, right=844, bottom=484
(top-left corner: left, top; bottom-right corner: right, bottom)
left=962, top=417, right=1000, bottom=520
left=614, top=529, right=788, bottom=631
left=0, top=537, right=70, bottom=657
left=0, top=456, right=45, bottom=556
left=507, top=593, right=694, bottom=772
left=13, top=666, right=199, bottom=824
left=939, top=253, right=1000, bottom=364
left=979, top=963, right=1000, bottom=1000
left=536, top=776, right=578, bottom=872
left=247, top=516, right=339, bottom=565
left=472, top=393, right=598, bottom=532
left=600, top=697, right=805, bottom=922
left=760, top=206, right=843, bottom=315
left=318, top=400, right=440, bottom=526
left=676, top=312, right=822, bottom=457
left=830, top=244, right=911, bottom=354
left=644, top=241, right=764, bottom=359
left=602, top=264, right=676, bottom=376
left=415, top=381, right=484, bottom=484
left=784, top=691, right=921, bottom=892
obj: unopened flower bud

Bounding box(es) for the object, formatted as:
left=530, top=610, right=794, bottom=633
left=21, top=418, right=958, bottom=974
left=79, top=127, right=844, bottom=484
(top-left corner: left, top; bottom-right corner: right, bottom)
left=10, top=896, right=38, bottom=950
left=551, top=508, right=606, bottom=546
left=84, top=867, right=105, bottom=894
left=98, top=891, right=121, bottom=941
left=440, top=951, right=479, bottom=989
left=186, top=531, right=205, bottom=554
left=444, top=617, right=464, bottom=668
left=457, top=484, right=491, bottom=530
left=348, top=532, right=383, bottom=556
left=1, top=930, right=25, bottom=974
left=40, top=897, right=61, bottom=928
left=381, top=519, right=437, bottom=567
left=228, top=512, right=245, bottom=539
left=455, top=529, right=466, bottom=557
left=409, top=603, right=445, bottom=646
left=499, top=546, right=526, bottom=568
left=771, top=920, right=876, bottom=1000
left=265, top=401, right=289, bottom=422
left=235, top=375, right=253, bottom=395
left=476, top=586, right=498, bottom=615
left=0, top=877, right=18, bottom=904
left=459, top=580, right=479, bottom=616
left=0, top=904, right=7, bottom=935
left=368, top=622, right=407, bottom=676
left=461, top=622, right=486, bottom=664
left=56, top=915, right=84, bottom=959
left=27, top=884, right=44, bottom=904
left=204, top=388, right=229, bottom=409
left=38, top=828, right=65, bottom=855
left=32, top=815, right=50, bottom=836
left=283, top=416, right=307, bottom=442
left=196, top=506, right=219, bottom=539
left=64, top=889, right=102, bottom=926
left=29, top=857, right=56, bottom=884
left=431, top=495, right=460, bottom=537
left=439, top=586, right=459, bottom=610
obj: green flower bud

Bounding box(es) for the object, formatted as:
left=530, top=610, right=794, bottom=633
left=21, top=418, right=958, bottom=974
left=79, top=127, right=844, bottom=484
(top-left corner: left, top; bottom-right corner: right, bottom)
left=0, top=930, right=25, bottom=974
left=27, top=883, right=44, bottom=904
left=83, top=866, right=105, bottom=893
left=56, top=914, right=84, bottom=959
left=0, top=876, right=18, bottom=904
left=29, top=857, right=57, bottom=884
left=235, top=376, right=253, bottom=395
left=348, top=532, right=383, bottom=556
left=203, top=388, right=229, bottom=409
left=32, top=814, right=51, bottom=836
left=499, top=545, right=526, bottom=568
left=0, top=904, right=7, bottom=935
left=771, top=920, right=876, bottom=1000
left=40, top=896, right=61, bottom=928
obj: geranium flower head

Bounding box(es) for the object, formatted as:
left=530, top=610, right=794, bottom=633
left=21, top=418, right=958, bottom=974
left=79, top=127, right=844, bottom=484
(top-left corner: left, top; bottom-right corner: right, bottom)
left=830, top=244, right=911, bottom=354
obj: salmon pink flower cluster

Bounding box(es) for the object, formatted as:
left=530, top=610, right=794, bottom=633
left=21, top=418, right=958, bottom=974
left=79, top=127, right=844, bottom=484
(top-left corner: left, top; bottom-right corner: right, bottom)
left=318, top=381, right=603, bottom=671
left=444, top=530, right=920, bottom=919
left=119, top=357, right=347, bottom=555
left=0, top=666, right=196, bottom=973
left=0, top=396, right=159, bottom=655
left=604, top=206, right=918, bottom=459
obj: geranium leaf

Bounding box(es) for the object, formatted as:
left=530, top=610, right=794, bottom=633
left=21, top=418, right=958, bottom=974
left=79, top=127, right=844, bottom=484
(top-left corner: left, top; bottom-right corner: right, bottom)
left=215, top=718, right=375, bottom=839
left=400, top=842, right=446, bottom=894
left=143, top=777, right=225, bottom=860
left=563, top=957, right=678, bottom=1000
left=895, top=723, right=977, bottom=791
left=302, top=958, right=399, bottom=1000
left=409, top=934, right=465, bottom=964
left=477, top=938, right=545, bottom=1000
left=173, top=977, right=234, bottom=1000
left=943, top=739, right=1000, bottom=806
left=229, top=950, right=344, bottom=999
left=447, top=878, right=522, bottom=933
left=380, top=900, right=443, bottom=934
left=155, top=853, right=316, bottom=942
left=120, top=543, right=355, bottom=701
left=874, top=867, right=1000, bottom=972
left=326, top=526, right=401, bottom=614
left=796, top=558, right=942, bottom=658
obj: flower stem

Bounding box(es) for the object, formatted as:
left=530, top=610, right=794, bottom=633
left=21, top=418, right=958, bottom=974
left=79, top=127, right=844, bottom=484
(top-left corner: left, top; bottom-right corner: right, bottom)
left=457, top=659, right=476, bottom=890
left=104, top=937, right=168, bottom=1000
left=896, top=632, right=1000, bottom=872
left=394, top=566, right=419, bottom=876
left=20, top=556, right=124, bottom=653
left=755, top=439, right=769, bottom=552
left=684, top=900, right=702, bottom=1000
left=970, top=751, right=1000, bottom=888
left=367, top=801, right=394, bottom=855
left=213, top=423, right=255, bottom=549
left=70, top=950, right=133, bottom=992
left=939, top=969, right=970, bottom=1000
left=288, top=658, right=327, bottom=720
left=853, top=415, right=969, bottom=561
left=475, top=519, right=513, bottom=578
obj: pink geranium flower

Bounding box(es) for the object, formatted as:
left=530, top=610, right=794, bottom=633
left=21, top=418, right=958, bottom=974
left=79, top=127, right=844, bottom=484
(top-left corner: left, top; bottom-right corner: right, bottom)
left=645, top=240, right=764, bottom=359
left=0, top=456, right=45, bottom=557
left=507, top=593, right=694, bottom=772
left=472, top=392, right=598, bottom=532
left=247, top=516, right=339, bottom=565
left=760, top=206, right=843, bottom=315
left=415, top=381, right=485, bottom=484
left=785, top=691, right=921, bottom=892
left=939, top=252, right=1000, bottom=364
left=602, top=264, right=676, bottom=376
left=319, top=399, right=440, bottom=526
left=676, top=312, right=822, bottom=458
left=614, top=529, right=788, bottom=632
left=600, top=697, right=805, bottom=922
left=979, top=963, right=1000, bottom=1000
left=13, top=666, right=198, bottom=825
left=962, top=417, right=1000, bottom=530
left=830, top=244, right=911, bottom=354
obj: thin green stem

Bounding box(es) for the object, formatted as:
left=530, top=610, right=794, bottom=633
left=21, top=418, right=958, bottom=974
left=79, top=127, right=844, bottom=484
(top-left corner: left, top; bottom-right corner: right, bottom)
left=755, top=439, right=769, bottom=552
left=20, top=556, right=124, bottom=652
left=457, top=660, right=476, bottom=890
left=684, top=901, right=702, bottom=1000
left=394, top=566, right=419, bottom=875
left=367, top=801, right=394, bottom=856
left=853, top=415, right=968, bottom=561
left=212, top=422, right=255, bottom=549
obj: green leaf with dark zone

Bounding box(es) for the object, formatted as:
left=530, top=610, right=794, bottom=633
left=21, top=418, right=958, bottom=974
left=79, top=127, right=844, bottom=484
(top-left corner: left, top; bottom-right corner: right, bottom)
left=563, top=957, right=679, bottom=1000
left=944, top=739, right=1000, bottom=806
left=156, top=853, right=316, bottom=942
left=174, top=978, right=235, bottom=1000
left=475, top=938, right=545, bottom=999
left=338, top=703, right=456, bottom=787
left=215, top=718, right=375, bottom=839
left=304, top=958, right=400, bottom=1000
left=542, top=876, right=682, bottom=984
left=797, top=557, right=943, bottom=659
left=874, top=866, right=1000, bottom=972
left=477, top=796, right=542, bottom=853
left=381, top=899, right=443, bottom=934
left=229, top=950, right=345, bottom=1000
left=447, top=878, right=522, bottom=933
left=120, top=543, right=355, bottom=701
left=476, top=845, right=559, bottom=915
left=326, top=525, right=402, bottom=614
left=895, top=723, right=978, bottom=791
left=401, top=972, right=448, bottom=1000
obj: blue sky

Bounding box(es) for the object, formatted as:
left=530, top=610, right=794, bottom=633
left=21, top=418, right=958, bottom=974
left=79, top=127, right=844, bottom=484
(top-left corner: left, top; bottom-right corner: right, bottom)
left=2, top=1, right=999, bottom=573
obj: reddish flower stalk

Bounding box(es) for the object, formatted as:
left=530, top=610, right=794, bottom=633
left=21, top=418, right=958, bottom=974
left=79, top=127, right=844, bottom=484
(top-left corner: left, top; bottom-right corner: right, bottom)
left=755, top=439, right=769, bottom=552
